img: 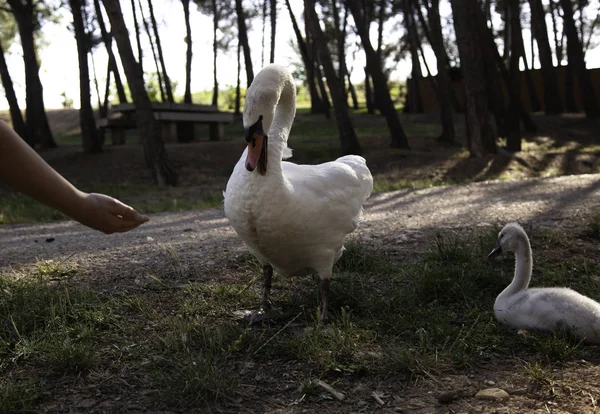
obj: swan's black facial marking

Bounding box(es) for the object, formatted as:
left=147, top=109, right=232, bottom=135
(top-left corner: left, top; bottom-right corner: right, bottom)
left=488, top=239, right=503, bottom=259
left=245, top=115, right=265, bottom=144
left=258, top=136, right=268, bottom=175
left=244, top=115, right=269, bottom=175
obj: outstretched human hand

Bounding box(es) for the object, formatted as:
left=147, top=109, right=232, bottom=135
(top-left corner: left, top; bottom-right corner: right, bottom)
left=73, top=192, right=149, bottom=234
left=0, top=120, right=150, bottom=234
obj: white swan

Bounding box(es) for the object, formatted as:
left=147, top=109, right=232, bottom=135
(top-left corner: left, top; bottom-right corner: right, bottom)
left=223, top=64, right=373, bottom=322
left=489, top=222, right=600, bottom=344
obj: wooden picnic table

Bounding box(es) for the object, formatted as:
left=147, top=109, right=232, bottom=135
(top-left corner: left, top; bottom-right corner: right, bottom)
left=97, top=102, right=235, bottom=144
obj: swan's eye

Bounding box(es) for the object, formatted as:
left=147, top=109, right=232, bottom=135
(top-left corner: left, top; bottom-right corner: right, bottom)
left=500, top=234, right=504, bottom=239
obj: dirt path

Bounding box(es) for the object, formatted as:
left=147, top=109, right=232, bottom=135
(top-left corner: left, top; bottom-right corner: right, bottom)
left=2, top=174, right=600, bottom=413
left=2, top=173, right=600, bottom=273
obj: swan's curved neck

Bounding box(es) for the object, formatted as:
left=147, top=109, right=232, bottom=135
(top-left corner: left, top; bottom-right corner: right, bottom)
left=266, top=79, right=296, bottom=175
left=503, top=237, right=533, bottom=297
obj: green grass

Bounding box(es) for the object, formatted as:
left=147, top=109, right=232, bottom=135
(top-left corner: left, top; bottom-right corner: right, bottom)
left=0, top=193, right=66, bottom=224
left=53, top=130, right=82, bottom=146
left=2, top=230, right=600, bottom=410
left=0, top=188, right=224, bottom=224
left=0, top=267, right=110, bottom=411
left=0, top=379, right=41, bottom=413
left=586, top=214, right=600, bottom=240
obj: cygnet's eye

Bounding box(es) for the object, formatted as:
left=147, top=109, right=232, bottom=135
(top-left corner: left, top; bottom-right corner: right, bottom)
left=500, top=233, right=504, bottom=239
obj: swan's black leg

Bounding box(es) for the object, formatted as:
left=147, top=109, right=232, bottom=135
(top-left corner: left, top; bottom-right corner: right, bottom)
left=320, top=278, right=330, bottom=323
left=244, top=264, right=279, bottom=324
left=260, top=264, right=274, bottom=311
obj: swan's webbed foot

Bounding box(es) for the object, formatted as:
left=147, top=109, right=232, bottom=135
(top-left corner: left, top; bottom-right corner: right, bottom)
left=243, top=300, right=281, bottom=324
left=243, top=264, right=281, bottom=324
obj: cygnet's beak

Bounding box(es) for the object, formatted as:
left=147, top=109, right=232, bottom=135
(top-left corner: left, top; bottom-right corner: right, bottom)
left=488, top=240, right=503, bottom=259
left=244, top=116, right=268, bottom=175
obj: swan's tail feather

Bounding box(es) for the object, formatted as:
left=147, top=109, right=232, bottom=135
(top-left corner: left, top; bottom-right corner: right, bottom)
left=335, top=155, right=374, bottom=200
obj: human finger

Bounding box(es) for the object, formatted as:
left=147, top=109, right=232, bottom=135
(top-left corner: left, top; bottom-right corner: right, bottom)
left=109, top=200, right=149, bottom=223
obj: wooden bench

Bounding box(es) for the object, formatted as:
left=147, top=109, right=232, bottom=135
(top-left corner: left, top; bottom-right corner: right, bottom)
left=98, top=102, right=235, bottom=144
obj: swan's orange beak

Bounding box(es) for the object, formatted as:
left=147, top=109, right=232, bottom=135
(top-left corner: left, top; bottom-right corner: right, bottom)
left=245, top=132, right=267, bottom=174
left=245, top=116, right=268, bottom=175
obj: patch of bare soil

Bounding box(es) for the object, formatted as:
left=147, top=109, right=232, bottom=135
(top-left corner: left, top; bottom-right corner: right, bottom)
left=2, top=111, right=600, bottom=412
left=2, top=173, right=600, bottom=413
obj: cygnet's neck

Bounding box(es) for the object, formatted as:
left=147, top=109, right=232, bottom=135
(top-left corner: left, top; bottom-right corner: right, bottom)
left=503, top=237, right=533, bottom=297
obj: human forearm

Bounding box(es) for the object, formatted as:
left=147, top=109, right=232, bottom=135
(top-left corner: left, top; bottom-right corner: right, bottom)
left=0, top=120, right=85, bottom=218
left=0, top=120, right=148, bottom=233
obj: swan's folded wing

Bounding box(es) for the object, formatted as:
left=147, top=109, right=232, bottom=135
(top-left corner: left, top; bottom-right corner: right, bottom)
left=282, top=156, right=373, bottom=233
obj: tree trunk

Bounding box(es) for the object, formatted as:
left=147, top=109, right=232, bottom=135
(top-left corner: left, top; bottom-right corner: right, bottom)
left=269, top=0, right=276, bottom=63
left=404, top=0, right=423, bottom=113
left=416, top=0, right=460, bottom=112
left=364, top=67, right=375, bottom=114
left=476, top=7, right=509, bottom=138
left=89, top=45, right=103, bottom=110
left=211, top=0, right=219, bottom=108
left=314, top=54, right=332, bottom=117
left=102, top=0, right=177, bottom=186
left=261, top=0, right=267, bottom=66
left=147, top=0, right=174, bottom=102
left=528, top=0, right=563, bottom=114
left=82, top=3, right=102, bottom=110
left=94, top=0, right=127, bottom=104
left=102, top=62, right=112, bottom=114
left=518, top=16, right=541, bottom=113
left=331, top=0, right=346, bottom=100
left=549, top=0, right=563, bottom=64
left=347, top=0, right=410, bottom=149
left=559, top=0, right=599, bottom=119
left=577, top=0, right=584, bottom=45
left=417, top=42, right=432, bottom=78
left=129, top=0, right=143, bottom=69
left=235, top=40, right=241, bottom=115
left=304, top=13, right=331, bottom=116
left=426, top=0, right=455, bottom=144
left=235, top=0, right=254, bottom=86
left=359, top=4, right=375, bottom=115
left=285, top=0, right=324, bottom=115
left=7, top=0, right=56, bottom=149
left=70, top=0, right=102, bottom=153
left=304, top=0, right=361, bottom=155
left=182, top=0, right=193, bottom=103
left=484, top=0, right=492, bottom=30
left=376, top=0, right=384, bottom=63
left=99, top=61, right=111, bottom=145
left=450, top=0, right=496, bottom=157
left=476, top=4, right=537, bottom=135
left=506, top=0, right=521, bottom=151
left=565, top=63, right=577, bottom=111
left=530, top=18, right=535, bottom=68
left=138, top=0, right=166, bottom=101
left=347, top=73, right=359, bottom=109
left=0, top=40, right=28, bottom=141
left=178, top=0, right=194, bottom=141
left=502, top=0, right=509, bottom=62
